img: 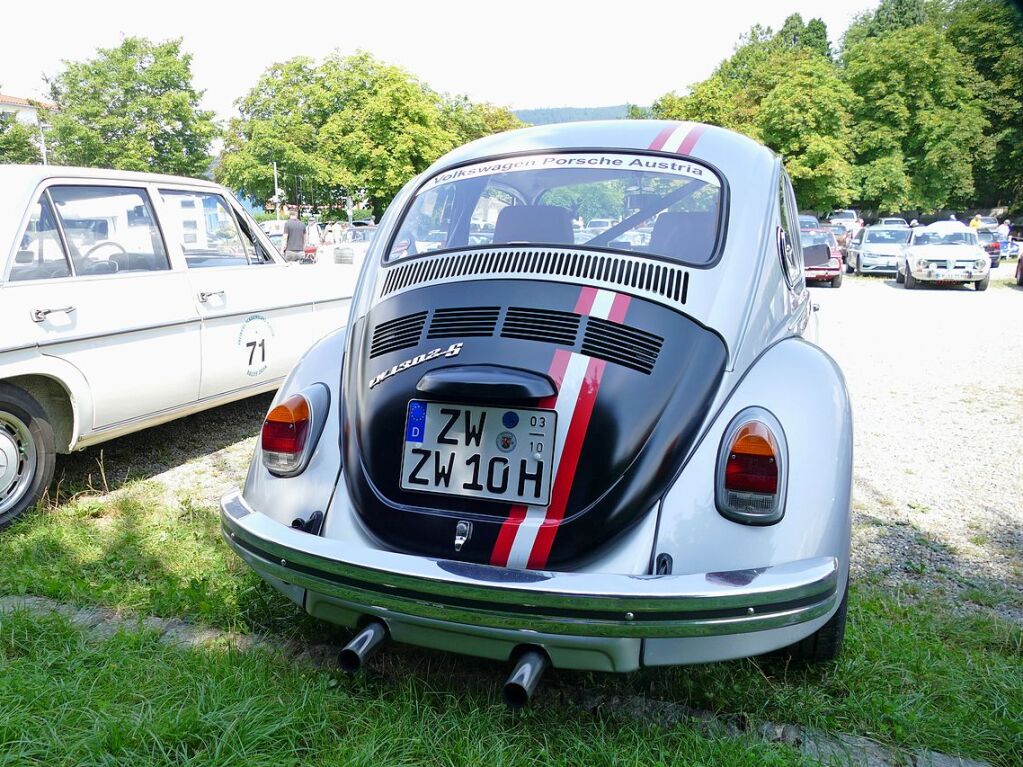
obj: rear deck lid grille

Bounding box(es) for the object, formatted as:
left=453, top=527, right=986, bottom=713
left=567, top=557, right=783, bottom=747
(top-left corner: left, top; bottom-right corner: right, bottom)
left=427, top=306, right=500, bottom=339
left=582, top=317, right=663, bottom=374
left=501, top=307, right=581, bottom=346
left=370, top=311, right=427, bottom=357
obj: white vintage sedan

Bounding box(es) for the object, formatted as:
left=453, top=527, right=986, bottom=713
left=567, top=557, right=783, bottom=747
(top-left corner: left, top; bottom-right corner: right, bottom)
left=221, top=121, right=852, bottom=707
left=0, top=166, right=356, bottom=527
left=896, top=221, right=990, bottom=290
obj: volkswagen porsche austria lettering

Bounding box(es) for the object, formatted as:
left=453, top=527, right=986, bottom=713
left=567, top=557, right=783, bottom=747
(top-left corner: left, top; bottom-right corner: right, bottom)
left=221, top=120, right=853, bottom=707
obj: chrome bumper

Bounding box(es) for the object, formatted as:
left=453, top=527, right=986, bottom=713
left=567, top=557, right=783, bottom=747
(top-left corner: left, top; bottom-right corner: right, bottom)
left=221, top=490, right=840, bottom=639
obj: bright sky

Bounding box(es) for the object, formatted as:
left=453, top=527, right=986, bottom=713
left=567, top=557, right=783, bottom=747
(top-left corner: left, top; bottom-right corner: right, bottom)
left=2, top=0, right=874, bottom=120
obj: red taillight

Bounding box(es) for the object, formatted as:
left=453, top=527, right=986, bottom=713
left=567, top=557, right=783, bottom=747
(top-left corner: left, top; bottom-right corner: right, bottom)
left=717, top=413, right=786, bottom=525
left=262, top=395, right=310, bottom=474
left=725, top=422, right=779, bottom=493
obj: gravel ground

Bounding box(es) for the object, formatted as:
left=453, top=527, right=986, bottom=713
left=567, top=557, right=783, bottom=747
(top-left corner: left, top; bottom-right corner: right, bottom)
left=49, top=261, right=1023, bottom=622
left=814, top=261, right=1022, bottom=621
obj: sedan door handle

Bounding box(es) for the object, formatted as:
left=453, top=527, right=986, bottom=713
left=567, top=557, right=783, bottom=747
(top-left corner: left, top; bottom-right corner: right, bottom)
left=30, top=305, right=76, bottom=322
left=198, top=290, right=225, bottom=303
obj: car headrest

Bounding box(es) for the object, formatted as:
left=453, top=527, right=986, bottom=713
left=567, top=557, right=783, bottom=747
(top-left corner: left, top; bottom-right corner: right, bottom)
left=650, top=211, right=716, bottom=261
left=492, top=205, right=574, bottom=245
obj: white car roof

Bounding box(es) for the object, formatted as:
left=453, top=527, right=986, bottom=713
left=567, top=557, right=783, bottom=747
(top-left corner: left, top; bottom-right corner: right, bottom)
left=0, top=164, right=226, bottom=269
left=921, top=221, right=972, bottom=232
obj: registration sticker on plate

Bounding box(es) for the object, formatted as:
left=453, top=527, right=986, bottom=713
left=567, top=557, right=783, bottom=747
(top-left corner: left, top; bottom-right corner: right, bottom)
left=400, top=400, right=556, bottom=505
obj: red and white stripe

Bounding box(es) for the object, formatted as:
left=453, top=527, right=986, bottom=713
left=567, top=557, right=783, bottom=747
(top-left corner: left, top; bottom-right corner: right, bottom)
left=648, top=122, right=707, bottom=155
left=490, top=287, right=631, bottom=570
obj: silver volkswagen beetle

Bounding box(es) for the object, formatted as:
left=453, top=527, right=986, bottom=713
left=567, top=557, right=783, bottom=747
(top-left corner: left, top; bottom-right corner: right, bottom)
left=221, top=120, right=853, bottom=707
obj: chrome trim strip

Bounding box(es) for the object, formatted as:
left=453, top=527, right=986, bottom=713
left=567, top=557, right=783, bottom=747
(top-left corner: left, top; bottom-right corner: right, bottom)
left=220, top=491, right=839, bottom=639
left=199, top=299, right=349, bottom=322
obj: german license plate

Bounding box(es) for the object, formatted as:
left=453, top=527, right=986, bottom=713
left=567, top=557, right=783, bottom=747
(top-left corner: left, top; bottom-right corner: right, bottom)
left=401, top=400, right=556, bottom=505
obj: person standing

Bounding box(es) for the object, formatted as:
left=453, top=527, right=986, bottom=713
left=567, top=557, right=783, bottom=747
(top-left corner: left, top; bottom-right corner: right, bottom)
left=997, top=218, right=1011, bottom=239
left=970, top=214, right=982, bottom=229
left=283, top=209, right=306, bottom=262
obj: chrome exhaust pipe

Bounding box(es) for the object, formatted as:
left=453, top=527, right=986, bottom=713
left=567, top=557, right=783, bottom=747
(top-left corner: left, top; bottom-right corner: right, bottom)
left=338, top=620, right=388, bottom=673
left=502, top=649, right=549, bottom=710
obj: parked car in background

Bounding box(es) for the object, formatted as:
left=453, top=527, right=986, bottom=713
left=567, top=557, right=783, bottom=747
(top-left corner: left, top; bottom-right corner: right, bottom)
left=897, top=221, right=989, bottom=291
left=827, top=209, right=860, bottom=234
left=0, top=165, right=357, bottom=527
left=799, top=214, right=820, bottom=228
left=975, top=216, right=999, bottom=232
left=977, top=229, right=1001, bottom=268
left=585, top=217, right=617, bottom=236
left=878, top=217, right=908, bottom=227
left=845, top=225, right=911, bottom=275
left=333, top=225, right=378, bottom=266
left=822, top=223, right=850, bottom=255
left=800, top=228, right=843, bottom=287
left=222, top=120, right=853, bottom=707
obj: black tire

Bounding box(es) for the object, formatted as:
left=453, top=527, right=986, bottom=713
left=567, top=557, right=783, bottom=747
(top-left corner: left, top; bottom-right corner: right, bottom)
left=0, top=384, right=55, bottom=530
left=1016, top=259, right=1022, bottom=286
left=895, top=267, right=905, bottom=284
left=777, top=582, right=849, bottom=663
left=975, top=274, right=989, bottom=292
left=855, top=255, right=862, bottom=276
left=905, top=269, right=916, bottom=289
left=831, top=272, right=843, bottom=288
left=844, top=256, right=854, bottom=274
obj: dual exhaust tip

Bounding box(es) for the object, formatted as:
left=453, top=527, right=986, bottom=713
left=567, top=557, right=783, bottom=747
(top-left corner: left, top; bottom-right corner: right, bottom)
left=338, top=619, right=549, bottom=709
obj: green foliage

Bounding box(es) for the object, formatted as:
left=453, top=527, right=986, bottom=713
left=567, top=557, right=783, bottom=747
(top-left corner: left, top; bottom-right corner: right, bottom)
left=218, top=51, right=519, bottom=215
left=47, top=37, right=217, bottom=176
left=443, top=95, right=524, bottom=144
left=844, top=26, right=988, bottom=210
left=945, top=0, right=1023, bottom=205
left=758, top=52, right=857, bottom=209
left=0, top=112, right=40, bottom=164
left=651, top=31, right=855, bottom=210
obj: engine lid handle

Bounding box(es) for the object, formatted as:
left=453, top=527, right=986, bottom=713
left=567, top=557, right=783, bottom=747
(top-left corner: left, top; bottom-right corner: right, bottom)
left=416, top=364, right=557, bottom=401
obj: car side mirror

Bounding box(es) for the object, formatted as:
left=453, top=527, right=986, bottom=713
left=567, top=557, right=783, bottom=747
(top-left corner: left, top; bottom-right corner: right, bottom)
left=15, top=250, right=34, bottom=264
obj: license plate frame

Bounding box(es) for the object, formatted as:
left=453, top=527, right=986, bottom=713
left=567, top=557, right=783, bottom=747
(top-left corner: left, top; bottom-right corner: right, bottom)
left=400, top=400, right=557, bottom=506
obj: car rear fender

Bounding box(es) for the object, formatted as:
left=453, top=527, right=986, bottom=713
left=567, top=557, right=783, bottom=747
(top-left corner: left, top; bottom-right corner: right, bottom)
left=653, top=337, right=852, bottom=579
left=241, top=327, right=347, bottom=529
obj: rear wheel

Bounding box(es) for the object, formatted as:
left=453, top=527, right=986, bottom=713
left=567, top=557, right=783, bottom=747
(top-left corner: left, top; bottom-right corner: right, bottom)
left=831, top=273, right=843, bottom=288
left=975, top=274, right=989, bottom=292
left=0, top=384, right=55, bottom=530
left=776, top=582, right=849, bottom=663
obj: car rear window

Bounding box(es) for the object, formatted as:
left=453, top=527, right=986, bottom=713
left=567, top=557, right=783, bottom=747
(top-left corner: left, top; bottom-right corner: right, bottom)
left=387, top=152, right=723, bottom=266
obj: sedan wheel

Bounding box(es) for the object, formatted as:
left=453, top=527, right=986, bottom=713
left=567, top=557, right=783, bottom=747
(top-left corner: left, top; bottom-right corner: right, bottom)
left=1017, top=259, right=1022, bottom=286
left=905, top=268, right=916, bottom=289
left=855, top=255, right=862, bottom=276
left=896, top=266, right=905, bottom=284
left=0, top=385, right=55, bottom=529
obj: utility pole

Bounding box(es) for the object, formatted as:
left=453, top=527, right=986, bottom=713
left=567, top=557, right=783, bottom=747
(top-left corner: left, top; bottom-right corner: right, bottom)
left=38, top=121, right=48, bottom=166
left=273, top=161, right=281, bottom=219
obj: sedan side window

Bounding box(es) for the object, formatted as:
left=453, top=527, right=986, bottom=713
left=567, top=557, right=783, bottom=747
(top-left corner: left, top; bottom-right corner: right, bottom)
left=8, top=194, right=72, bottom=282
left=159, top=190, right=253, bottom=268
left=48, top=186, right=169, bottom=276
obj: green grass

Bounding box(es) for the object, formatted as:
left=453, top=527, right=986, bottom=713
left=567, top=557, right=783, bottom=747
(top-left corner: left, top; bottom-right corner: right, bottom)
left=2, top=486, right=1021, bottom=765
left=0, top=610, right=808, bottom=767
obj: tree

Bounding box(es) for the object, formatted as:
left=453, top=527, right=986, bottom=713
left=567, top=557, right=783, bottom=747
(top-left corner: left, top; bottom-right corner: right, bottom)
left=946, top=0, right=1023, bottom=206
left=802, top=18, right=832, bottom=59
left=0, top=112, right=40, bottom=164
left=758, top=51, right=857, bottom=210
left=442, top=96, right=524, bottom=144
left=220, top=51, right=519, bottom=216
left=46, top=38, right=217, bottom=176
left=844, top=25, right=989, bottom=211
left=840, top=0, right=943, bottom=56
left=217, top=57, right=328, bottom=207
left=650, top=28, right=855, bottom=210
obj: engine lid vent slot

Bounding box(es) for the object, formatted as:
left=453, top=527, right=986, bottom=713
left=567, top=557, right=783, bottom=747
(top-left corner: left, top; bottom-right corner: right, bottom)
left=501, top=307, right=581, bottom=346
left=582, top=317, right=663, bottom=374
left=370, top=311, right=428, bottom=358
left=427, top=306, right=500, bottom=339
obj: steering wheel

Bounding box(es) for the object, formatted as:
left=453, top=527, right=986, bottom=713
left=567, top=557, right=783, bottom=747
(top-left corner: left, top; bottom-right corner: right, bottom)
left=84, top=241, right=128, bottom=259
